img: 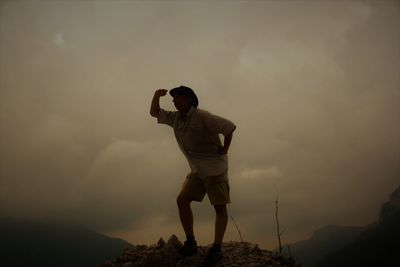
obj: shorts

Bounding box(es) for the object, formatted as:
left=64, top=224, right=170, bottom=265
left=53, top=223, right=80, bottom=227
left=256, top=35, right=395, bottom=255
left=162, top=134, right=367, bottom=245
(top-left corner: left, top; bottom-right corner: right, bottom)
left=179, top=170, right=231, bottom=205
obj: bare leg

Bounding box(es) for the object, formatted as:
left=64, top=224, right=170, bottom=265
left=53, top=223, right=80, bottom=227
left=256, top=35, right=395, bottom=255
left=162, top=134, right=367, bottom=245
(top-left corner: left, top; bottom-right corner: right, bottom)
left=214, top=204, right=228, bottom=245
left=177, top=195, right=194, bottom=239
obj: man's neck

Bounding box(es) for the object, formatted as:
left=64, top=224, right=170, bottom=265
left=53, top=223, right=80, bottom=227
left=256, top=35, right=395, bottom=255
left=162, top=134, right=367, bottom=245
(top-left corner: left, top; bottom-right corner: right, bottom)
left=179, top=106, right=193, bottom=119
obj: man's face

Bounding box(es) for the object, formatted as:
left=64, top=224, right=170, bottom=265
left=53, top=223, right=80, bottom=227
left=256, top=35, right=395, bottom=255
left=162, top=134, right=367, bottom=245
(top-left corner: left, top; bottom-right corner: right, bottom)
left=173, top=94, right=191, bottom=112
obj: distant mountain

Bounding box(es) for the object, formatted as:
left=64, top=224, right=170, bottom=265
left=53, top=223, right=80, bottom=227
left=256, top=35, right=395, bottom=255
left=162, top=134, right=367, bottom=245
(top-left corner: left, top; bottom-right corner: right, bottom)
left=314, top=188, right=400, bottom=267
left=0, top=218, right=133, bottom=267
left=287, top=185, right=400, bottom=267
left=287, top=224, right=365, bottom=267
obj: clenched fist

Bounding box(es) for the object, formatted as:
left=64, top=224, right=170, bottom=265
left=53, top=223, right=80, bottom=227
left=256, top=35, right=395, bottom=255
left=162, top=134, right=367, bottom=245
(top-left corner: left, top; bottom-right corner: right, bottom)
left=155, top=89, right=168, bottom=97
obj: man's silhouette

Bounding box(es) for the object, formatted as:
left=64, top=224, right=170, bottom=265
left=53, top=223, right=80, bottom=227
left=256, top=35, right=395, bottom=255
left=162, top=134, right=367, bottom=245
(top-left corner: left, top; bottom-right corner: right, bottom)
left=150, top=86, right=236, bottom=265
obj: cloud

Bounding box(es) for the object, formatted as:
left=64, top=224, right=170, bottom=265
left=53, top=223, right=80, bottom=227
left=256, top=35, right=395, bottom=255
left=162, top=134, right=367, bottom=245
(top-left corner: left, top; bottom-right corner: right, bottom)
left=67, top=138, right=187, bottom=231
left=240, top=166, right=283, bottom=180
left=29, top=114, right=85, bottom=157
left=0, top=0, right=398, bottom=248
left=53, top=32, right=65, bottom=47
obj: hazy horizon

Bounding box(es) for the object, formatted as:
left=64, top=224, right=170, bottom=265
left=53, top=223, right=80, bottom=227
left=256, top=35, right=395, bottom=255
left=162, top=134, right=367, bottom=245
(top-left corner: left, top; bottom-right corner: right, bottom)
left=1, top=0, right=399, bottom=249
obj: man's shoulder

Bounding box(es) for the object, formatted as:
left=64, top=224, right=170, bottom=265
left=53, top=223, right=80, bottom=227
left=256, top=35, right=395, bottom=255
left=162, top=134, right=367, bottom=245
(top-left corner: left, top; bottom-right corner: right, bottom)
left=195, top=108, right=230, bottom=121
left=194, top=108, right=213, bottom=117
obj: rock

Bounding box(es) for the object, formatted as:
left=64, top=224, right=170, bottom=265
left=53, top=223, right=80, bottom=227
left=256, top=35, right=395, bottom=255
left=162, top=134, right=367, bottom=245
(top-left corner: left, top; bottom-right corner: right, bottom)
left=100, top=261, right=113, bottom=267
left=166, top=234, right=182, bottom=249
left=157, top=238, right=166, bottom=249
left=101, top=235, right=301, bottom=267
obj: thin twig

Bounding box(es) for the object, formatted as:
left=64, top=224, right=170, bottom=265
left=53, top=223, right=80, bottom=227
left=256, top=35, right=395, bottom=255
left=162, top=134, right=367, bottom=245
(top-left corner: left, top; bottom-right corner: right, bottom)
left=286, top=244, right=293, bottom=258
left=230, top=215, right=243, bottom=242
left=230, top=215, right=248, bottom=267
left=275, top=190, right=283, bottom=253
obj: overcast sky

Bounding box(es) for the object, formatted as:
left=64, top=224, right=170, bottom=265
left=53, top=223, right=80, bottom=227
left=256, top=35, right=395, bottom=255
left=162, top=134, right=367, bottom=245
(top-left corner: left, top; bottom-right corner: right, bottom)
left=0, top=0, right=399, bottom=249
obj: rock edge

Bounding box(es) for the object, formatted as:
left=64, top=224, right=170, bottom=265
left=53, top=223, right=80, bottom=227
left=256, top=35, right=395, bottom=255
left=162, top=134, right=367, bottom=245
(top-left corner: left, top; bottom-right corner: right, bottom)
left=100, top=235, right=301, bottom=267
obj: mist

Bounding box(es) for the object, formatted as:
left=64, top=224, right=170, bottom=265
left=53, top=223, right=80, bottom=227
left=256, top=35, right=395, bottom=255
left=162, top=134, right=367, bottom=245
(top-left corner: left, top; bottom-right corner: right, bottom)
left=0, top=0, right=399, bottom=248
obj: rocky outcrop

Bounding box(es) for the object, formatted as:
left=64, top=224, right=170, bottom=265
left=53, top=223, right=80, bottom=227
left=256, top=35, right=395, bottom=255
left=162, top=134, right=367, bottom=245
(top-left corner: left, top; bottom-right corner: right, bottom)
left=100, top=235, right=300, bottom=267
left=379, top=185, right=400, bottom=221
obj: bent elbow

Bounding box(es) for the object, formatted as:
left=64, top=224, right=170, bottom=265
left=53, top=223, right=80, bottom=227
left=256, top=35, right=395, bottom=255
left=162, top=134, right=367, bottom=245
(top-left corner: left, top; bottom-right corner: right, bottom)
left=150, top=109, right=159, bottom=117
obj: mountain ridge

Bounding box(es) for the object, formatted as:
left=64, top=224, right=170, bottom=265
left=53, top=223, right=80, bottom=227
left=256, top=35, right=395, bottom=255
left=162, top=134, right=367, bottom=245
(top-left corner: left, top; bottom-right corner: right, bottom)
left=287, top=185, right=400, bottom=267
left=314, top=187, right=400, bottom=267
left=286, top=224, right=365, bottom=267
left=0, top=218, right=133, bottom=267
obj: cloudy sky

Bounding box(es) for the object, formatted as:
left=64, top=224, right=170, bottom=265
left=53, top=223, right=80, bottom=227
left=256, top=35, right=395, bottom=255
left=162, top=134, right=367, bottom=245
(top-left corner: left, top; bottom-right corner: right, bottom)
left=0, top=0, right=399, bottom=248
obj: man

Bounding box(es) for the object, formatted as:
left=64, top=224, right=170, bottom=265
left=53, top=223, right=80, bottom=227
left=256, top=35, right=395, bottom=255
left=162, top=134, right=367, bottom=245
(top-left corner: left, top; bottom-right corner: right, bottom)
left=150, top=86, right=236, bottom=265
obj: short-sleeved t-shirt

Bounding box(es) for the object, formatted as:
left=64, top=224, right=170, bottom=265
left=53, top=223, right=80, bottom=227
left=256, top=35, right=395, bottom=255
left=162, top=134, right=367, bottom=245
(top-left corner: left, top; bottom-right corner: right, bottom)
left=157, top=107, right=236, bottom=178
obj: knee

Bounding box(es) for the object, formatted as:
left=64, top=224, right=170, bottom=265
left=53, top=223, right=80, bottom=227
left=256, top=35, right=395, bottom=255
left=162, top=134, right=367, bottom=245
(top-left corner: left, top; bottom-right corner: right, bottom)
left=177, top=195, right=191, bottom=208
left=214, top=204, right=227, bottom=215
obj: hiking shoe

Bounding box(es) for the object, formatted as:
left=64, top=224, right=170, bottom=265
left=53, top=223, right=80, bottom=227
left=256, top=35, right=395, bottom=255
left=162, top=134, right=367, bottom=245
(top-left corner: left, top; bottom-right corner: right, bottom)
left=202, top=245, right=223, bottom=266
left=178, top=240, right=198, bottom=257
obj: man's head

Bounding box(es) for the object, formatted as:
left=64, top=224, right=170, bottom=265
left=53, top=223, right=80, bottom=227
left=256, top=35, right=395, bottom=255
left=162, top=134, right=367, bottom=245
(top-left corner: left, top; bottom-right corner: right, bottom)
left=170, top=86, right=198, bottom=113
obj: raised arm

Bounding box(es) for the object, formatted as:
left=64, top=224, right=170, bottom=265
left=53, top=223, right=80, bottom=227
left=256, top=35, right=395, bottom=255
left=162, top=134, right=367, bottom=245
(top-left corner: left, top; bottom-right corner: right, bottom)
left=150, top=89, right=168, bottom=117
